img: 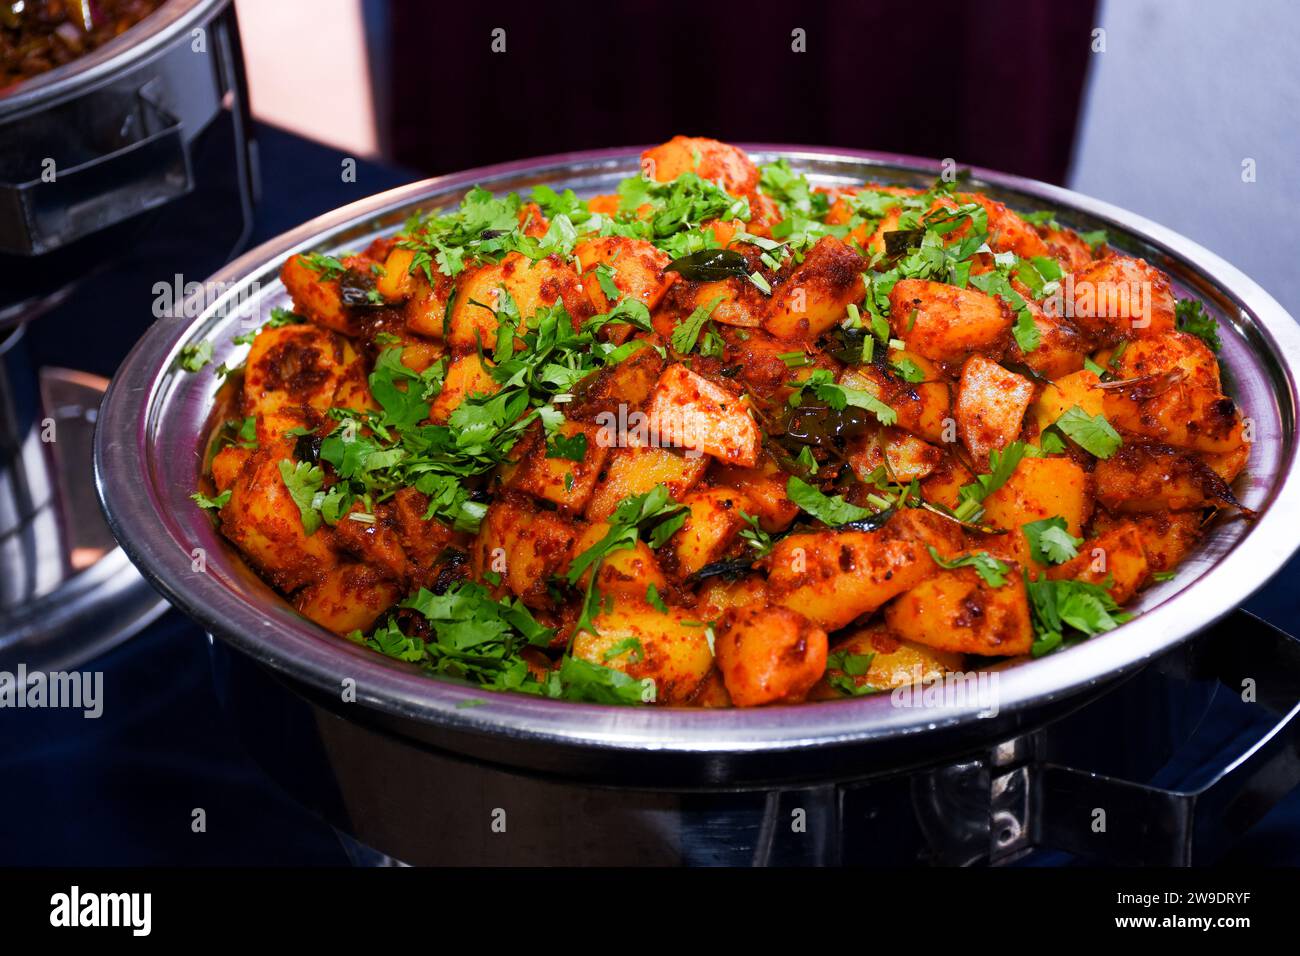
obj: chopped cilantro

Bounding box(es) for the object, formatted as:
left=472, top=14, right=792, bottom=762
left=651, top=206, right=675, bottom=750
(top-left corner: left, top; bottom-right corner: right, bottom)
left=1021, top=516, right=1083, bottom=565
left=1012, top=309, right=1041, bottom=353
left=786, top=475, right=874, bottom=526
left=177, top=341, right=213, bottom=372
left=1175, top=298, right=1222, bottom=353
left=928, top=547, right=1011, bottom=587
left=953, top=442, right=1030, bottom=523
left=277, top=459, right=324, bottom=534
left=191, top=489, right=231, bottom=511
left=1026, top=573, right=1131, bottom=657
left=1054, top=405, right=1122, bottom=459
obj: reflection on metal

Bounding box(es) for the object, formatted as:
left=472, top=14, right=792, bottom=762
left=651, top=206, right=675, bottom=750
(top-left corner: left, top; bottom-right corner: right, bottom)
left=212, top=612, right=1300, bottom=866
left=0, top=329, right=164, bottom=671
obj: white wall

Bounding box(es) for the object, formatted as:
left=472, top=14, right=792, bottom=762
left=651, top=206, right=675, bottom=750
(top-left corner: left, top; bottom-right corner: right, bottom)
left=233, top=0, right=379, bottom=157
left=1071, top=0, right=1300, bottom=317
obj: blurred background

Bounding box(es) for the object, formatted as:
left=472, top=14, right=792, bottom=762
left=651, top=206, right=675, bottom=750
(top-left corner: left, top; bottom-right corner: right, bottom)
left=4, top=0, right=1300, bottom=866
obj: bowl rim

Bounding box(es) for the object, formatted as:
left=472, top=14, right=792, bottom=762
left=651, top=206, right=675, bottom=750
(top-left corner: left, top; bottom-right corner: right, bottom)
left=95, top=143, right=1300, bottom=757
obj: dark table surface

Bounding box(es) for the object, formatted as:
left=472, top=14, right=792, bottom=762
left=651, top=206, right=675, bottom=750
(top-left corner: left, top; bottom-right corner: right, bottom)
left=4, top=120, right=1300, bottom=867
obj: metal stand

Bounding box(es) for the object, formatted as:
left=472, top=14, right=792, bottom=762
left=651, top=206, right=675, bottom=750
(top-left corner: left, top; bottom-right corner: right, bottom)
left=0, top=0, right=257, bottom=672
left=0, top=326, right=166, bottom=671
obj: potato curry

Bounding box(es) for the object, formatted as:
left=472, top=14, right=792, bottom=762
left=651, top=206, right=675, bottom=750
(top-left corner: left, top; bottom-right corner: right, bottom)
left=192, top=136, right=1250, bottom=707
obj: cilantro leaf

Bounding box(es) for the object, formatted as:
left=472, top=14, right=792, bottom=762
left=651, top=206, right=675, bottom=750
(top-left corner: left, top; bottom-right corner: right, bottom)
left=546, top=430, right=588, bottom=462
left=1054, top=405, right=1122, bottom=459
left=1025, top=573, right=1131, bottom=657
left=1021, top=516, right=1083, bottom=565
left=645, top=584, right=669, bottom=614
left=555, top=654, right=653, bottom=704
left=368, top=347, right=432, bottom=430
left=177, top=341, right=213, bottom=372
left=565, top=486, right=686, bottom=634
left=191, top=489, right=231, bottom=511
left=891, top=357, right=926, bottom=383
left=277, top=459, right=324, bottom=534
left=786, top=475, right=874, bottom=526
left=1175, top=298, right=1222, bottom=353
left=826, top=649, right=878, bottom=697
left=670, top=295, right=724, bottom=355
left=738, top=510, right=774, bottom=557
left=953, top=441, right=1030, bottom=523
left=1012, top=309, right=1041, bottom=353
left=927, top=547, right=1011, bottom=587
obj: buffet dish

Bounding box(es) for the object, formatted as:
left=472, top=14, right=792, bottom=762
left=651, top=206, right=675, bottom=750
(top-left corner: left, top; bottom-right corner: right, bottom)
left=95, top=143, right=1300, bottom=777
left=186, top=137, right=1254, bottom=710
left=1, top=0, right=166, bottom=91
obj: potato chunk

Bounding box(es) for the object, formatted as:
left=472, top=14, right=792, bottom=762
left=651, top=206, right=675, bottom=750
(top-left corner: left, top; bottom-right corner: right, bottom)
left=1006, top=298, right=1088, bottom=380
left=573, top=601, right=715, bottom=704
left=767, top=510, right=964, bottom=630
left=221, top=450, right=339, bottom=593
left=981, top=457, right=1091, bottom=537
left=667, top=487, right=751, bottom=578
left=471, top=496, right=579, bottom=609
left=885, top=565, right=1033, bottom=656
left=1100, top=331, right=1243, bottom=453
left=295, top=564, right=401, bottom=636
left=889, top=279, right=1011, bottom=363
left=1047, top=523, right=1150, bottom=603
left=810, top=623, right=964, bottom=697
left=242, top=323, right=357, bottom=421
left=712, top=451, right=801, bottom=532
left=962, top=194, right=1051, bottom=259
left=1091, top=510, right=1202, bottom=574
left=695, top=576, right=769, bottom=619
left=211, top=445, right=251, bottom=493
left=848, top=428, right=942, bottom=484
left=762, top=237, right=866, bottom=339
left=584, top=445, right=709, bottom=522
left=574, top=236, right=674, bottom=319
left=955, top=354, right=1035, bottom=467
left=565, top=345, right=664, bottom=425
left=643, top=364, right=760, bottom=466
left=715, top=606, right=828, bottom=707
left=838, top=353, right=951, bottom=445
left=447, top=253, right=587, bottom=351
left=1032, top=368, right=1103, bottom=436
left=568, top=522, right=668, bottom=597
left=376, top=246, right=418, bottom=301
left=280, top=253, right=353, bottom=335
left=1093, top=443, right=1232, bottom=512
left=428, top=354, right=498, bottom=424
left=502, top=419, right=610, bottom=512
left=640, top=135, right=759, bottom=195
left=1067, top=254, right=1175, bottom=343
left=403, top=270, right=454, bottom=339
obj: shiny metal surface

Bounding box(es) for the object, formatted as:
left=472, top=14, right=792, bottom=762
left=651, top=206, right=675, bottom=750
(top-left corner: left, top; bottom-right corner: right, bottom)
left=95, top=147, right=1300, bottom=778
left=0, top=0, right=219, bottom=118
left=0, top=330, right=165, bottom=671
left=210, top=610, right=1293, bottom=863
left=0, top=0, right=244, bottom=257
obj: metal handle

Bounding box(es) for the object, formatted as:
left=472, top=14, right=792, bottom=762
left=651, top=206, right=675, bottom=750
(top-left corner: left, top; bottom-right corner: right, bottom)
left=1030, top=609, right=1300, bottom=864
left=0, top=78, right=193, bottom=256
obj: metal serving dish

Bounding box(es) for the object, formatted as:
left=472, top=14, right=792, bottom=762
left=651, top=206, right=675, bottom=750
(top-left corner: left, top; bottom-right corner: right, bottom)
left=95, top=147, right=1300, bottom=788
left=0, top=0, right=253, bottom=672
left=0, top=0, right=247, bottom=258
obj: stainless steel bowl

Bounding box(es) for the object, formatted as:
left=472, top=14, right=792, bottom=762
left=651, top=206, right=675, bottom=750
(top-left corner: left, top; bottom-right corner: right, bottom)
left=94, top=146, right=1300, bottom=783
